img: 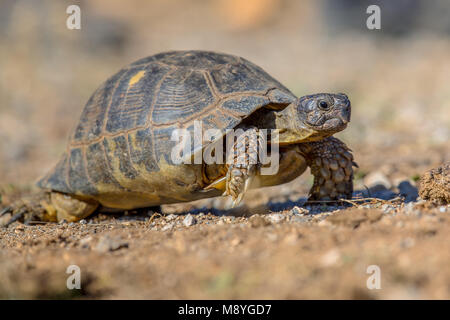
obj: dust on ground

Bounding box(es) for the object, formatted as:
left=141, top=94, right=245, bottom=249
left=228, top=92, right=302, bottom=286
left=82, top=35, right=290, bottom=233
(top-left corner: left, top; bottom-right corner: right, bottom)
left=1, top=146, right=449, bottom=299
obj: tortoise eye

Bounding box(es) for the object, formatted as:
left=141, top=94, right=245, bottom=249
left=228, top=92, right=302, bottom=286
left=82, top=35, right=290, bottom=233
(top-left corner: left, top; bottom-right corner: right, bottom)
left=318, top=100, right=329, bottom=110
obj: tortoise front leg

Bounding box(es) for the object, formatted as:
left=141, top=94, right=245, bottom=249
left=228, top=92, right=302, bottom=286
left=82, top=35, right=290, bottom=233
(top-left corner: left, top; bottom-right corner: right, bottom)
left=299, top=137, right=357, bottom=202
left=225, top=127, right=261, bottom=207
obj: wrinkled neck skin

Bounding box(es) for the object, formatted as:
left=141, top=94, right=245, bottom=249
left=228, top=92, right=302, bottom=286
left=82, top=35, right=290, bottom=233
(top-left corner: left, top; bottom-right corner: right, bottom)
left=273, top=103, right=327, bottom=144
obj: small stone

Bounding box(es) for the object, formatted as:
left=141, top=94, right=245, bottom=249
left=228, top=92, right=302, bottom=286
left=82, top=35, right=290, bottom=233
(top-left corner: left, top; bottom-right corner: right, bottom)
left=183, top=214, right=197, bottom=227
left=291, top=206, right=309, bottom=215
left=79, top=219, right=87, bottom=225
left=439, top=206, right=447, bottom=213
left=58, top=219, right=68, bottom=224
left=94, top=235, right=128, bottom=253
left=161, top=222, right=174, bottom=231
left=166, top=214, right=177, bottom=221
left=267, top=213, right=284, bottom=224
left=381, top=204, right=395, bottom=213
left=249, top=214, right=270, bottom=227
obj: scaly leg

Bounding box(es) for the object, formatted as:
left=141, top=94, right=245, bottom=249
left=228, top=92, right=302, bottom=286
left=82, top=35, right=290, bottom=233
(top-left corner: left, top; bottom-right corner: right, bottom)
left=225, top=127, right=262, bottom=207
left=299, top=137, right=357, bottom=201
left=1, top=192, right=98, bottom=226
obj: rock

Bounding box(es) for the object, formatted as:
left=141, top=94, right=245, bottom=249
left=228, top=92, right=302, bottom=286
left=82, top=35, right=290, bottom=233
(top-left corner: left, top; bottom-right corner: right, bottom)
left=183, top=214, right=197, bottom=227
left=95, top=235, right=128, bottom=253
left=79, top=219, right=87, bottom=225
left=266, top=213, right=284, bottom=224
left=381, top=204, right=395, bottom=213
left=161, top=223, right=174, bottom=231
left=165, top=214, right=177, bottom=221
left=398, top=180, right=418, bottom=202
left=291, top=206, right=309, bottom=215
left=249, top=214, right=270, bottom=227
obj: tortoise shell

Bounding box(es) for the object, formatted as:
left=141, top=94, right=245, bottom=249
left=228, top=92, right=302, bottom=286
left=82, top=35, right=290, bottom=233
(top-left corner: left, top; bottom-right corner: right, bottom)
left=37, top=51, right=296, bottom=206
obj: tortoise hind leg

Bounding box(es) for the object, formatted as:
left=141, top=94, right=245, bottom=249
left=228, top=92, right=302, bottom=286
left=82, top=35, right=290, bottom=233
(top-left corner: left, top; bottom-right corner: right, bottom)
left=1, top=192, right=98, bottom=226
left=46, top=192, right=99, bottom=222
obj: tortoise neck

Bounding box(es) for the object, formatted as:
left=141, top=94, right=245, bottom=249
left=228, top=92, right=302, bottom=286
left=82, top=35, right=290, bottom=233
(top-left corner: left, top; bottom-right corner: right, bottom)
left=273, top=103, right=319, bottom=144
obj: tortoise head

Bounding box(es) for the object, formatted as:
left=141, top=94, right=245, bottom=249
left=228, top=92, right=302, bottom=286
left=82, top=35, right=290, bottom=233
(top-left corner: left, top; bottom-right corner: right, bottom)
left=297, top=93, right=351, bottom=133
left=275, top=93, right=351, bottom=144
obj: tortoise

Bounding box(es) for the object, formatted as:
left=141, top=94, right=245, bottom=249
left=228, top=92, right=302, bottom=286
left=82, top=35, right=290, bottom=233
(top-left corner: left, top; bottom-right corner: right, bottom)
left=23, top=51, right=356, bottom=222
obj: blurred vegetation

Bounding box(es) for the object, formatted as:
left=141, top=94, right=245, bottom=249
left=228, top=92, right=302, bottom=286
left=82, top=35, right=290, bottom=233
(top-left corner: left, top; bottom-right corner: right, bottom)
left=0, top=0, right=449, bottom=186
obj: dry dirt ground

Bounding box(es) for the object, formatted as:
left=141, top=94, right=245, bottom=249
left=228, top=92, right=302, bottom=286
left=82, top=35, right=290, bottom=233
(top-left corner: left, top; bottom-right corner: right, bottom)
left=0, top=148, right=449, bottom=299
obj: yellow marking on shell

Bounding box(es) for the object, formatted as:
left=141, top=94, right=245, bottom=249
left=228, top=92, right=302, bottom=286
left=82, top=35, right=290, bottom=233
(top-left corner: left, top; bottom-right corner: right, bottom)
left=129, top=70, right=146, bottom=87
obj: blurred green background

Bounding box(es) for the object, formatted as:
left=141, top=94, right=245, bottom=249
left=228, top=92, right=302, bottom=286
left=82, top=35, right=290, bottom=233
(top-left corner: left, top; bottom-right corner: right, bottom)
left=0, top=0, right=449, bottom=187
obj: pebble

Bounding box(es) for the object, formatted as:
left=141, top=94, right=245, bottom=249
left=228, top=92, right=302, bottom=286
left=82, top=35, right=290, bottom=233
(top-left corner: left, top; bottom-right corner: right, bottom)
left=165, top=214, right=177, bottom=221
left=439, top=206, right=447, bottom=213
left=291, top=206, right=309, bottom=215
left=79, top=219, right=87, bottom=225
left=249, top=214, right=270, bottom=228
left=183, top=214, right=197, bottom=227
left=94, top=235, right=128, bottom=253
left=381, top=204, right=395, bottom=213
left=161, top=223, right=175, bottom=231
left=267, top=213, right=284, bottom=224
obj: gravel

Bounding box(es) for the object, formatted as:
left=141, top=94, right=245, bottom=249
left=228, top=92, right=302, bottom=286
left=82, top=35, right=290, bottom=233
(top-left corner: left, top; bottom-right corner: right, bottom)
left=266, top=213, right=285, bottom=224
left=183, top=214, right=197, bottom=227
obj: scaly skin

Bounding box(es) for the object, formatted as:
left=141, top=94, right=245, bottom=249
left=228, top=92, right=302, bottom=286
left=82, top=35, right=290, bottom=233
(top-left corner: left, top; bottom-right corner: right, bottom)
left=299, top=137, right=356, bottom=201
left=225, top=127, right=260, bottom=206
